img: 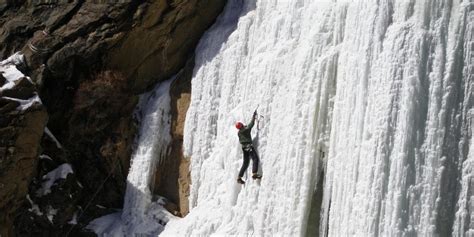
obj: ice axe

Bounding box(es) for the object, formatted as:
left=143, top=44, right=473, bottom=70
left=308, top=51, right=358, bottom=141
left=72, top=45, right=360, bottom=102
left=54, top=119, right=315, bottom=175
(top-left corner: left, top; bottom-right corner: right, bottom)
left=254, top=105, right=264, bottom=118
left=254, top=105, right=264, bottom=130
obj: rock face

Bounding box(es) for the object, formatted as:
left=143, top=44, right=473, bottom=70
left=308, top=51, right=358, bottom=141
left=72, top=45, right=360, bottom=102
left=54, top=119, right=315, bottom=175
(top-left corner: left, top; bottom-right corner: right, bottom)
left=0, top=0, right=226, bottom=235
left=0, top=56, right=48, bottom=237
left=14, top=163, right=85, bottom=236
left=153, top=58, right=194, bottom=216
left=106, top=0, right=228, bottom=92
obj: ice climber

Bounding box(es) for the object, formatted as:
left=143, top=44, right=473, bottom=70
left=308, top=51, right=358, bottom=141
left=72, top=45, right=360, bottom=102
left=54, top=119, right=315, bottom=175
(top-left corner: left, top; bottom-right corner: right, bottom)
left=235, top=110, right=262, bottom=184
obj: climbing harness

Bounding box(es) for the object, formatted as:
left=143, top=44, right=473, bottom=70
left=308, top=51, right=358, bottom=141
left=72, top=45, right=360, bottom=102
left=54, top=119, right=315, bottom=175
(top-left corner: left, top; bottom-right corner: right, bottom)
left=243, top=144, right=253, bottom=152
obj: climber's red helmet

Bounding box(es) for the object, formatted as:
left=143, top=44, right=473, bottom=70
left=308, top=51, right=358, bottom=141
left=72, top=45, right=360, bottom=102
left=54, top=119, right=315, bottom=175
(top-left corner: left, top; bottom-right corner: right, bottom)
left=235, top=122, right=244, bottom=130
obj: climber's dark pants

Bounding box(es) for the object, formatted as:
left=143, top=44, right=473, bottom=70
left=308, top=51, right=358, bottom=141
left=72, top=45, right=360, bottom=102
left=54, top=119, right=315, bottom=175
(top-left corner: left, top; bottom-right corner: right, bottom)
left=238, top=145, right=259, bottom=178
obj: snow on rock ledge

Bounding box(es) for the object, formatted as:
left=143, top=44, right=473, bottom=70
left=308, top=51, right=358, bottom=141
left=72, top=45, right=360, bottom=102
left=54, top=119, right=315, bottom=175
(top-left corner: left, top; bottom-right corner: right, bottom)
left=0, top=53, right=47, bottom=236
left=36, top=163, right=74, bottom=197
left=0, top=53, right=41, bottom=110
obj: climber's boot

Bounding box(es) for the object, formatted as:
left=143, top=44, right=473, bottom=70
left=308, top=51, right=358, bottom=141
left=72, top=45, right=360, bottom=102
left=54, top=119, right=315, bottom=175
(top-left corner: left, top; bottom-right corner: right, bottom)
left=252, top=173, right=262, bottom=180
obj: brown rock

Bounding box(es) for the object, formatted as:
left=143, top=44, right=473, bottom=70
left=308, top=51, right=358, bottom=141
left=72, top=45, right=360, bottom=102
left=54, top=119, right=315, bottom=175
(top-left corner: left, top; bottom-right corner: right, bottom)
left=106, top=0, right=227, bottom=92
left=153, top=57, right=194, bottom=216
left=0, top=0, right=227, bottom=233
left=0, top=98, right=20, bottom=114
left=22, top=31, right=58, bottom=70
left=0, top=127, right=17, bottom=147
left=67, top=70, right=137, bottom=205
left=0, top=105, right=48, bottom=236
left=14, top=162, right=85, bottom=237
left=163, top=199, right=180, bottom=217
left=0, top=73, right=6, bottom=86
left=1, top=77, right=36, bottom=99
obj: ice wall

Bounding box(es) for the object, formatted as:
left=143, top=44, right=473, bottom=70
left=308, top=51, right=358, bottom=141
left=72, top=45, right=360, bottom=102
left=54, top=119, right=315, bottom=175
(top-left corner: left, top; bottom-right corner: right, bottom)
left=163, top=0, right=342, bottom=235
left=322, top=1, right=473, bottom=236
left=161, top=0, right=473, bottom=236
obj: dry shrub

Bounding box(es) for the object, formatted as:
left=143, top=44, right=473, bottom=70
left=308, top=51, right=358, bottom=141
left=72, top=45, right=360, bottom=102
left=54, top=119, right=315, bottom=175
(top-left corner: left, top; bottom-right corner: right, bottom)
left=74, top=70, right=128, bottom=109
left=78, top=70, right=127, bottom=93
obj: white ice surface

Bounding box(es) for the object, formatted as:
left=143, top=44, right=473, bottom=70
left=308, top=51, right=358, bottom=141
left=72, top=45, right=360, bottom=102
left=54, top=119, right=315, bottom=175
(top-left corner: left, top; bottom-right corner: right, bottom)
left=161, top=0, right=473, bottom=236
left=163, top=1, right=338, bottom=236
left=321, top=1, right=473, bottom=236
left=87, top=212, right=124, bottom=236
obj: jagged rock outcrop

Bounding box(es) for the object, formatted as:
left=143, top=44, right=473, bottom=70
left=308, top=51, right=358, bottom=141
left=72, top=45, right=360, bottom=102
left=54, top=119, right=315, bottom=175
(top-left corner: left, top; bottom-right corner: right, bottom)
left=0, top=0, right=226, bottom=235
left=0, top=55, right=48, bottom=237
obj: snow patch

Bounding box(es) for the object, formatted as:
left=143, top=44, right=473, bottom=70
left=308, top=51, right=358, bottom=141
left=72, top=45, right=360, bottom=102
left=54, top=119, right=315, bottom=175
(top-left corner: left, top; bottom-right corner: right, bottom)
left=45, top=206, right=58, bottom=223
left=39, top=154, right=53, bottom=160
left=68, top=212, right=78, bottom=225
left=0, top=53, right=27, bottom=92
left=0, top=52, right=43, bottom=111
left=36, top=164, right=74, bottom=197
left=0, top=52, right=25, bottom=66
left=2, top=95, right=42, bottom=110
left=44, top=127, right=63, bottom=149
left=26, top=195, right=43, bottom=216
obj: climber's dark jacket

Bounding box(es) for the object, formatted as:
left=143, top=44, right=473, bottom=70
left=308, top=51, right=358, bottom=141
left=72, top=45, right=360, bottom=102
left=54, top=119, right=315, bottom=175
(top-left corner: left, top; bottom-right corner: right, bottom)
left=238, top=116, right=255, bottom=145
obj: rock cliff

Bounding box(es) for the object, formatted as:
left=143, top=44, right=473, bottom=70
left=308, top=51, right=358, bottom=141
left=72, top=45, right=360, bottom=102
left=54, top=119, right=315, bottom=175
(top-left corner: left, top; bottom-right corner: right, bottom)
left=0, top=0, right=226, bottom=235
left=0, top=54, right=48, bottom=236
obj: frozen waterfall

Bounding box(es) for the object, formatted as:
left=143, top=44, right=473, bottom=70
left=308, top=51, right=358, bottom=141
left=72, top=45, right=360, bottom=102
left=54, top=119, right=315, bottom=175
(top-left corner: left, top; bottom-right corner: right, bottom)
left=161, top=0, right=473, bottom=236
left=321, top=1, right=473, bottom=236
left=88, top=79, right=177, bottom=236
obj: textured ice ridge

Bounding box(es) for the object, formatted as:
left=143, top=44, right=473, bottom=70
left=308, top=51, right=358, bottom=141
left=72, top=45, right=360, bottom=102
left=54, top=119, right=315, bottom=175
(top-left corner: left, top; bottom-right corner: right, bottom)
left=162, top=0, right=473, bottom=236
